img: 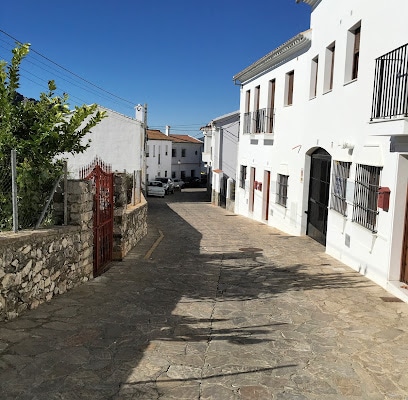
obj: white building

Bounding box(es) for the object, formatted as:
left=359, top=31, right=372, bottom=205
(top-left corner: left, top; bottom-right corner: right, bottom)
left=201, top=111, right=240, bottom=211
left=168, top=133, right=204, bottom=181
left=233, top=0, right=408, bottom=301
left=145, top=129, right=173, bottom=182
left=63, top=106, right=146, bottom=180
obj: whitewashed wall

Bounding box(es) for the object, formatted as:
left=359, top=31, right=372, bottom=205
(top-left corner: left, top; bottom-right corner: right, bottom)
left=63, top=107, right=144, bottom=177
left=235, top=0, right=408, bottom=298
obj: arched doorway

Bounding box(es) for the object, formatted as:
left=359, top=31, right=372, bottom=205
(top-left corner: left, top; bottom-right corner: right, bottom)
left=307, top=148, right=331, bottom=245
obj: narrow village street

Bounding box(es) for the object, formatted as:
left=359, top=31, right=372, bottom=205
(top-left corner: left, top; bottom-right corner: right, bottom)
left=1, top=188, right=408, bottom=400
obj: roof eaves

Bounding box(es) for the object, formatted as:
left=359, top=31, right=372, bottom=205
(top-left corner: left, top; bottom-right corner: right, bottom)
left=296, top=0, right=321, bottom=9
left=233, top=30, right=312, bottom=84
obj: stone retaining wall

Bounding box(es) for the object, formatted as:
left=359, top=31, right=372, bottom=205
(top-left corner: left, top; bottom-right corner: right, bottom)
left=0, top=180, right=93, bottom=321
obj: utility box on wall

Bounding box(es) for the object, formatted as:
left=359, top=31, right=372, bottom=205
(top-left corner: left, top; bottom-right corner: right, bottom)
left=378, top=187, right=390, bottom=211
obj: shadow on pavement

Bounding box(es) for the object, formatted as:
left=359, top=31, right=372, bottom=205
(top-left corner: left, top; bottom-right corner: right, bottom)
left=0, top=188, right=385, bottom=399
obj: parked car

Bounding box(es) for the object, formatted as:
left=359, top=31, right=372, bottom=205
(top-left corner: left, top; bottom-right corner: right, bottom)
left=173, top=178, right=185, bottom=190
left=147, top=181, right=165, bottom=198
left=155, top=177, right=175, bottom=194
left=184, top=177, right=201, bottom=188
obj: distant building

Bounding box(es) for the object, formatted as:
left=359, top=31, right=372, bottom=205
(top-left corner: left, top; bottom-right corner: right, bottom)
left=201, top=111, right=240, bottom=211
left=145, top=129, right=173, bottom=182
left=166, top=127, right=204, bottom=181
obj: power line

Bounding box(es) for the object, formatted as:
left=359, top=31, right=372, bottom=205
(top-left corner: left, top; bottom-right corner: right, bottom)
left=0, top=29, right=136, bottom=107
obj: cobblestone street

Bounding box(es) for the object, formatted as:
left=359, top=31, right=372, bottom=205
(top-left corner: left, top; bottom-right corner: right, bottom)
left=1, top=188, right=408, bottom=399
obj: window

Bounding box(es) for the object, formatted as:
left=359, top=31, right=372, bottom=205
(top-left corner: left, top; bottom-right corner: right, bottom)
left=268, top=79, right=276, bottom=133
left=239, top=165, right=247, bottom=188
left=153, top=145, right=156, bottom=157
left=181, top=149, right=186, bottom=157
left=352, top=164, right=381, bottom=232
left=276, top=174, right=288, bottom=207
left=165, top=145, right=168, bottom=156
left=181, top=170, right=186, bottom=179
left=244, top=90, right=251, bottom=133
left=285, top=71, right=294, bottom=106
left=157, top=171, right=161, bottom=177
left=172, top=148, right=176, bottom=157
left=195, top=150, right=198, bottom=155
left=310, top=56, right=319, bottom=98
left=352, top=26, right=361, bottom=80
left=146, top=145, right=150, bottom=157
left=191, top=170, right=195, bottom=177
left=345, top=22, right=361, bottom=82
left=172, top=171, right=176, bottom=178
left=324, top=43, right=335, bottom=92
left=330, top=161, right=351, bottom=216
left=165, top=170, right=167, bottom=177
left=158, top=153, right=161, bottom=164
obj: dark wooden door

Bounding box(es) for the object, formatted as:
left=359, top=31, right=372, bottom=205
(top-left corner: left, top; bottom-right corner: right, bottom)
left=307, top=148, right=332, bottom=246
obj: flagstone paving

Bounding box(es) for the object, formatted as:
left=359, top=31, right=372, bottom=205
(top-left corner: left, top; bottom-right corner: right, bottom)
left=1, top=188, right=408, bottom=399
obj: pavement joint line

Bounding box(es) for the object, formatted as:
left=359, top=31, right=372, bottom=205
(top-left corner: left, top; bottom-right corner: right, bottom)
left=144, top=229, right=164, bottom=260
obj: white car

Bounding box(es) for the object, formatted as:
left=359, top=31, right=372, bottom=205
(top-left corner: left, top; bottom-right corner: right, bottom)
left=147, top=181, right=165, bottom=198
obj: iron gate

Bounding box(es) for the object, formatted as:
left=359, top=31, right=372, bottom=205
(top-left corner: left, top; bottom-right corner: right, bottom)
left=307, top=148, right=331, bottom=246
left=80, top=157, right=113, bottom=276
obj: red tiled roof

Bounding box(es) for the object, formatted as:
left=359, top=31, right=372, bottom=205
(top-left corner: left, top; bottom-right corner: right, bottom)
left=168, top=134, right=203, bottom=144
left=147, top=130, right=173, bottom=141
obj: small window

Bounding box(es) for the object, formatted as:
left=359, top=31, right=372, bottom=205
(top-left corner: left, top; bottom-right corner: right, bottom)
left=324, top=42, right=336, bottom=92
left=352, top=164, right=381, bottom=232
left=310, top=56, right=319, bottom=98
left=285, top=71, right=294, bottom=106
left=165, top=170, right=167, bottom=177
left=345, top=22, right=361, bottom=83
left=153, top=145, right=156, bottom=157
left=172, top=171, right=176, bottom=178
left=146, top=145, right=150, bottom=157
left=240, top=165, right=247, bottom=188
left=276, top=174, right=288, bottom=207
left=181, top=170, right=186, bottom=179
left=172, top=148, right=176, bottom=157
left=181, top=149, right=186, bottom=157
left=165, top=145, right=168, bottom=156
left=330, top=161, right=351, bottom=216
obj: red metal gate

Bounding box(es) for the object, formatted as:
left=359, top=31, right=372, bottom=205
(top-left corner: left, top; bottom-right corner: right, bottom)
left=80, top=157, right=113, bottom=276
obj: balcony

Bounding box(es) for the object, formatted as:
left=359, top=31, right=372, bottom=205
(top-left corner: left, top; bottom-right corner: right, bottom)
left=371, top=43, right=408, bottom=121
left=243, top=112, right=252, bottom=133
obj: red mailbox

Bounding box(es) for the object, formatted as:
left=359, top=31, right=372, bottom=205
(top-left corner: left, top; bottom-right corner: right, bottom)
left=378, top=187, right=390, bottom=211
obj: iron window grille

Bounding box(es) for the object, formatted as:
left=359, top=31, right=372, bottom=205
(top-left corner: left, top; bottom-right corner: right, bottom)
left=276, top=174, right=288, bottom=207
left=330, top=161, right=351, bottom=216
left=239, top=165, right=247, bottom=188
left=352, top=164, right=381, bottom=232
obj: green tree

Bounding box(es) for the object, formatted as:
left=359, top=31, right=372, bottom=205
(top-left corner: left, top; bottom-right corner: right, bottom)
left=0, top=43, right=106, bottom=229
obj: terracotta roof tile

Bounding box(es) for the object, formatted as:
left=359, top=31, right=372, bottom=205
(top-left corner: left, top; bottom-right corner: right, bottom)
left=147, top=130, right=173, bottom=141
left=168, top=134, right=203, bottom=144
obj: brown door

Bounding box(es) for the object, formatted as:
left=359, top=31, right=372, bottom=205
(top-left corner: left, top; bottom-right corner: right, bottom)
left=400, top=186, right=408, bottom=283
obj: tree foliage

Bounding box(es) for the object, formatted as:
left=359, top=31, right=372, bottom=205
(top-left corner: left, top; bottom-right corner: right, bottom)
left=0, top=43, right=106, bottom=229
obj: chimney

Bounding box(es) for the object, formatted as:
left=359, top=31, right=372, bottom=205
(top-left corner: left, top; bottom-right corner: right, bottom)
left=135, top=104, right=145, bottom=122
left=165, top=125, right=171, bottom=136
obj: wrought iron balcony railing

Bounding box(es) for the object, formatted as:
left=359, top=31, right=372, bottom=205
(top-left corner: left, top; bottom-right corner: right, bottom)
left=243, top=109, right=275, bottom=134
left=371, top=43, right=408, bottom=120
left=243, top=112, right=252, bottom=133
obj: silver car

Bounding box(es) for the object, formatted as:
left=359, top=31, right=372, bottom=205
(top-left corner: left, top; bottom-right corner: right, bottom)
left=147, top=181, right=165, bottom=198
left=155, top=177, right=175, bottom=194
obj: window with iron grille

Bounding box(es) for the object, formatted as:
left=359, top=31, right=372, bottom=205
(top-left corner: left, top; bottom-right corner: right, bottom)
left=352, top=164, right=381, bottom=232
left=181, top=148, right=186, bottom=157
left=330, top=161, right=350, bottom=216
left=172, top=148, right=176, bottom=157
left=239, top=165, right=247, bottom=188
left=276, top=174, right=288, bottom=207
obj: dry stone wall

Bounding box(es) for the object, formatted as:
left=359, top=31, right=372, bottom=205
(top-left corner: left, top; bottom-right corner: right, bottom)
left=0, top=180, right=93, bottom=321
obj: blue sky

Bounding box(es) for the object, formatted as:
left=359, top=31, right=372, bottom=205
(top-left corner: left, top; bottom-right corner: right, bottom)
left=0, top=0, right=311, bottom=137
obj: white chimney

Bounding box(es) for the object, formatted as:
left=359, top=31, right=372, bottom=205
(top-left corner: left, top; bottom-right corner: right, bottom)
left=165, top=125, right=170, bottom=136
left=135, top=104, right=145, bottom=122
